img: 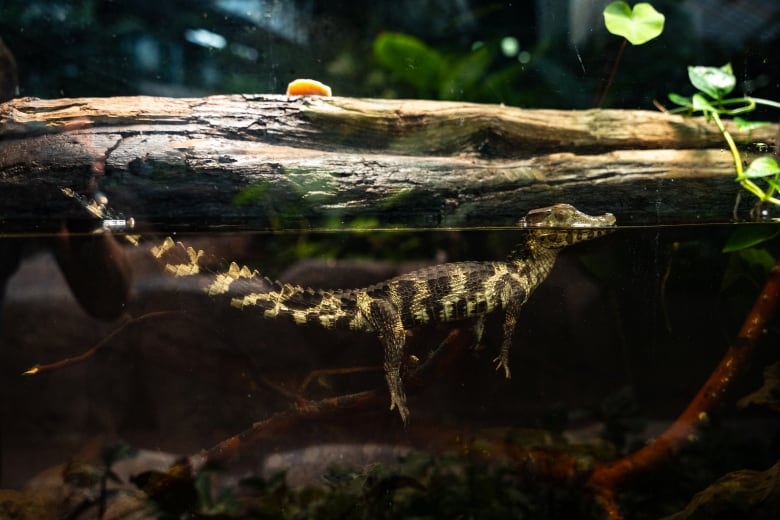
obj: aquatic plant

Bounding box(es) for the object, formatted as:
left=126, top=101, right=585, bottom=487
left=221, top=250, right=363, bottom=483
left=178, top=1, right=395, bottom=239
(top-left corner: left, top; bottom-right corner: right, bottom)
left=667, top=63, right=780, bottom=211
left=595, top=1, right=665, bottom=107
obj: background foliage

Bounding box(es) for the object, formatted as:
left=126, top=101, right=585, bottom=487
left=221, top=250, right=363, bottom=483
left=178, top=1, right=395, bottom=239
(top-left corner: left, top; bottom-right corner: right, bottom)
left=1, top=0, right=778, bottom=114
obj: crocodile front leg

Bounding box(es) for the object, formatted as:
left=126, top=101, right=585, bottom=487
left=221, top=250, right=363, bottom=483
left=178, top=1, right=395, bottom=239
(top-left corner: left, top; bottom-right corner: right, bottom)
left=494, top=298, right=522, bottom=379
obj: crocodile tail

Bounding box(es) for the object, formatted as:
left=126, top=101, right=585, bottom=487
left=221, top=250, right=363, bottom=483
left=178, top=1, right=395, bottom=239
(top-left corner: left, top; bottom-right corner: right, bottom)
left=149, top=237, right=361, bottom=329
left=230, top=280, right=362, bottom=330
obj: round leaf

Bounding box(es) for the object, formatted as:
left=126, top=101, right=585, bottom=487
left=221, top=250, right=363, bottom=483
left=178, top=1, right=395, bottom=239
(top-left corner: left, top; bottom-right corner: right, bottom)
left=603, top=2, right=665, bottom=45
left=723, top=225, right=780, bottom=253
left=667, top=92, right=692, bottom=108
left=734, top=117, right=770, bottom=132
left=691, top=93, right=715, bottom=113
left=744, top=157, right=780, bottom=179
left=688, top=64, right=736, bottom=100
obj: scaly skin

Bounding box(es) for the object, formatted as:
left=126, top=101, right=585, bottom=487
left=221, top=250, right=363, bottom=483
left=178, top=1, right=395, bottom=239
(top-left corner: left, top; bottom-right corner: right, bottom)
left=173, top=203, right=616, bottom=423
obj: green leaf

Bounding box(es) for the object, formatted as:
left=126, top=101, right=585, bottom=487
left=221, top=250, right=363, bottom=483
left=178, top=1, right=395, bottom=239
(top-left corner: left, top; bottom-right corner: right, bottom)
left=232, top=183, right=269, bottom=207
left=734, top=117, right=770, bottom=132
left=603, top=2, right=665, bottom=45
left=722, top=225, right=780, bottom=252
left=737, top=247, right=777, bottom=271
left=688, top=64, right=735, bottom=100
left=691, top=93, right=715, bottom=113
left=374, top=32, right=446, bottom=94
left=667, top=92, right=692, bottom=108
left=439, top=44, right=492, bottom=100
left=744, top=156, right=780, bottom=179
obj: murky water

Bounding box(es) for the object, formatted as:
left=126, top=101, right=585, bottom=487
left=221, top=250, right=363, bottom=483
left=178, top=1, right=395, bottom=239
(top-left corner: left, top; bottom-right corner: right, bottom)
left=1, top=224, right=777, bottom=518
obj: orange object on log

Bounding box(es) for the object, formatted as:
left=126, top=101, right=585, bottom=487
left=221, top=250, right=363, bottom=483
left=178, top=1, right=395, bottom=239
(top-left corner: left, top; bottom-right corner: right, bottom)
left=286, top=78, right=332, bottom=96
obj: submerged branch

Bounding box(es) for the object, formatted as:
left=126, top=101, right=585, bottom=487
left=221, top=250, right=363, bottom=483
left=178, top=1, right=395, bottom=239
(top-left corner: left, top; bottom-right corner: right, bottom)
left=200, top=327, right=473, bottom=465
left=584, top=258, right=780, bottom=517
left=22, top=311, right=178, bottom=375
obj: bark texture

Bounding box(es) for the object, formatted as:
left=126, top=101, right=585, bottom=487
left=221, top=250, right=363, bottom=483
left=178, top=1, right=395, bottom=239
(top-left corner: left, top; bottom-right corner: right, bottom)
left=1, top=94, right=777, bottom=229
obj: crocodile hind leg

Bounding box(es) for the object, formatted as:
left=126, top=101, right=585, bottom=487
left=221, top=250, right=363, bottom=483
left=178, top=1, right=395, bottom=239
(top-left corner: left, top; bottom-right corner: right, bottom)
left=379, top=329, right=409, bottom=424
left=357, top=294, right=409, bottom=423
left=494, top=298, right=522, bottom=379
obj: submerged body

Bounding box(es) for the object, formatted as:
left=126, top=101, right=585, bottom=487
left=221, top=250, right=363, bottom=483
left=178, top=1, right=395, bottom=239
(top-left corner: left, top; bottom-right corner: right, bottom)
left=203, top=204, right=616, bottom=423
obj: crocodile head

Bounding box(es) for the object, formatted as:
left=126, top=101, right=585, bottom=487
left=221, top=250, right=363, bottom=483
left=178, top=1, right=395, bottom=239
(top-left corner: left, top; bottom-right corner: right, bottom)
left=519, top=203, right=616, bottom=249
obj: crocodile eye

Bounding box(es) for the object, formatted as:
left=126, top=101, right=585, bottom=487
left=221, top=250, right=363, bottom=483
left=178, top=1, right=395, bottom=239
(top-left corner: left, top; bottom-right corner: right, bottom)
left=551, top=207, right=568, bottom=222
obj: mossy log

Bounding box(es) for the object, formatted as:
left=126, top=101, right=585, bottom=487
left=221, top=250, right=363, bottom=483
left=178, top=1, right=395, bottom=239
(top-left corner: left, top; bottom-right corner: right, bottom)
left=0, top=94, right=777, bottom=229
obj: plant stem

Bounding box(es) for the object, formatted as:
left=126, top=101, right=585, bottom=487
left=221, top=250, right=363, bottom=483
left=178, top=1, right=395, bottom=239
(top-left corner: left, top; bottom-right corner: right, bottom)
left=750, top=97, right=780, bottom=110
left=668, top=96, right=779, bottom=115
left=595, top=38, right=627, bottom=108
left=710, top=111, right=743, bottom=177
left=709, top=110, right=780, bottom=205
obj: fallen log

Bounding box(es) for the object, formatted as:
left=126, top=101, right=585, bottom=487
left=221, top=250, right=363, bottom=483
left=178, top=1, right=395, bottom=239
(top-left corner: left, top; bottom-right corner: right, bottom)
left=1, top=95, right=776, bottom=229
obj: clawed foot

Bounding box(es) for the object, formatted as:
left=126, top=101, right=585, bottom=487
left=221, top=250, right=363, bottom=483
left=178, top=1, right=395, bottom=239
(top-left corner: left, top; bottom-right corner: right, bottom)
left=386, top=370, right=410, bottom=425
left=493, top=355, right=511, bottom=379
left=389, top=391, right=410, bottom=425
left=472, top=317, right=486, bottom=351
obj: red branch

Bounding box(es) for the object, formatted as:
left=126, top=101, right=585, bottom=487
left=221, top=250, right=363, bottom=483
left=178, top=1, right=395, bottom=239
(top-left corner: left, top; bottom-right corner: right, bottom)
left=585, top=260, right=780, bottom=516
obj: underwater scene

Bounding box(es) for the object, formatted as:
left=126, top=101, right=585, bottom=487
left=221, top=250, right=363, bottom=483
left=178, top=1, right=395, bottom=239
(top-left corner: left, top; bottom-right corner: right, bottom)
left=1, top=0, right=780, bottom=518
left=1, top=218, right=778, bottom=518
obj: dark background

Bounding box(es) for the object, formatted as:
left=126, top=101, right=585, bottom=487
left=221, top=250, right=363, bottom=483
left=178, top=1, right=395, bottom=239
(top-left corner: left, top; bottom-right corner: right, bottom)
left=1, top=2, right=779, bottom=517
left=1, top=0, right=778, bottom=114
